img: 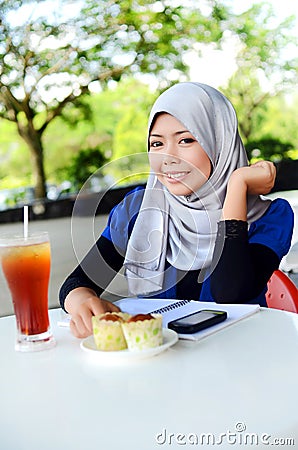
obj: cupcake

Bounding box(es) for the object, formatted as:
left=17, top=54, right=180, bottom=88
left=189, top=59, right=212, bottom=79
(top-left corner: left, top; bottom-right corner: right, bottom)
left=92, top=312, right=131, bottom=351
left=121, top=313, right=163, bottom=351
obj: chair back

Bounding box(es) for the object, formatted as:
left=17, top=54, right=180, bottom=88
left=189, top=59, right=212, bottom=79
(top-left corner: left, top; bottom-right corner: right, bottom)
left=266, top=270, right=298, bottom=313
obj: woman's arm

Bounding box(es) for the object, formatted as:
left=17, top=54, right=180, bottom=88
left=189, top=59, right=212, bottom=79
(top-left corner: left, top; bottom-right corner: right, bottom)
left=59, top=235, right=125, bottom=337
left=222, top=161, right=276, bottom=220
left=210, top=233, right=279, bottom=303
left=210, top=161, right=278, bottom=303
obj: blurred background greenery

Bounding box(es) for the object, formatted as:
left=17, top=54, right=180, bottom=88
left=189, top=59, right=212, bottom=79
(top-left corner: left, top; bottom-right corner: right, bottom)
left=0, top=0, right=297, bottom=209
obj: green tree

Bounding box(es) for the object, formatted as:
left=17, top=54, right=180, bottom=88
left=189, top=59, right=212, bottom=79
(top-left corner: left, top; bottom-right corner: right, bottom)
left=256, top=94, right=298, bottom=150
left=0, top=78, right=156, bottom=190
left=65, top=148, right=108, bottom=190
left=112, top=80, right=155, bottom=156
left=221, top=3, right=297, bottom=145
left=0, top=0, right=226, bottom=199
left=245, top=138, right=294, bottom=162
left=244, top=93, right=298, bottom=162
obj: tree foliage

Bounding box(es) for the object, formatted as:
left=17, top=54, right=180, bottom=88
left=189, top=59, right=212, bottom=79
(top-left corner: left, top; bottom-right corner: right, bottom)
left=221, top=2, right=297, bottom=144
left=0, top=0, right=225, bottom=198
left=0, top=78, right=297, bottom=195
left=245, top=138, right=294, bottom=162
left=0, top=0, right=297, bottom=200
left=65, top=148, right=108, bottom=190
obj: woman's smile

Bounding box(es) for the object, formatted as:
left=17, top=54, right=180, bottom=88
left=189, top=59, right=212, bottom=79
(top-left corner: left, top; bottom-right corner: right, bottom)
left=163, top=170, right=191, bottom=182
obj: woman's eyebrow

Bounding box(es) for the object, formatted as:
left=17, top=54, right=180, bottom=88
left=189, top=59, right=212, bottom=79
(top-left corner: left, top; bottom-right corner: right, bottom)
left=150, top=130, right=189, bottom=137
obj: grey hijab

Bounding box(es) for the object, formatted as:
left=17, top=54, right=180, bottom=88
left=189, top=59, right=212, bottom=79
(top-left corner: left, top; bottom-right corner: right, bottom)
left=124, top=82, right=271, bottom=295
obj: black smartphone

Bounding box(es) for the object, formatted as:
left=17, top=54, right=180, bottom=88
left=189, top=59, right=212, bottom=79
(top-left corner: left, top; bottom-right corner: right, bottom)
left=168, top=309, right=227, bottom=334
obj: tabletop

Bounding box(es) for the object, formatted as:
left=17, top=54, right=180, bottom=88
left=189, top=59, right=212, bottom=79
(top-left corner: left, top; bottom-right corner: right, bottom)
left=1, top=307, right=298, bottom=450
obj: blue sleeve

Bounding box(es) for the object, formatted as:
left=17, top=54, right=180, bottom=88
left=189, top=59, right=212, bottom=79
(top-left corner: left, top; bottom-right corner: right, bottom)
left=248, top=198, right=294, bottom=260
left=101, top=186, right=145, bottom=251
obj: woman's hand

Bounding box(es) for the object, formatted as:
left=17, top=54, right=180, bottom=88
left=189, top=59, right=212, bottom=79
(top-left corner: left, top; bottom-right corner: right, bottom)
left=65, top=287, right=121, bottom=338
left=222, top=161, right=276, bottom=221
left=231, top=161, right=276, bottom=196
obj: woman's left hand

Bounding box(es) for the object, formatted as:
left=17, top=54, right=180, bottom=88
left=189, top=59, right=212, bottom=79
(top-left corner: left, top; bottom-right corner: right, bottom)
left=231, top=161, right=276, bottom=196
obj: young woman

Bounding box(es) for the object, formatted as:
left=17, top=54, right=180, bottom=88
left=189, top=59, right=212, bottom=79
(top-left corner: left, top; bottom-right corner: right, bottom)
left=59, top=82, right=294, bottom=338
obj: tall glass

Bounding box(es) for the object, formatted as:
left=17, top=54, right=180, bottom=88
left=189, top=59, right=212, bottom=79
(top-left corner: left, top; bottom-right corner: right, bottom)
left=0, top=232, right=56, bottom=352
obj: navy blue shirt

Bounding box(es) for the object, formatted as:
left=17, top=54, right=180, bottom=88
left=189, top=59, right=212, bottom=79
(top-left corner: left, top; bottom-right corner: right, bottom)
left=59, top=187, right=294, bottom=309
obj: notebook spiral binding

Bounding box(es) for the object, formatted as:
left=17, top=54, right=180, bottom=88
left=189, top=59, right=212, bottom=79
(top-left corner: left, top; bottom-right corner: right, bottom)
left=150, top=299, right=191, bottom=314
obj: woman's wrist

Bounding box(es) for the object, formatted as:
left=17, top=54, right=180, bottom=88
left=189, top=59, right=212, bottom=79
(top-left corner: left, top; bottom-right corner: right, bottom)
left=222, top=172, right=248, bottom=220
left=217, top=219, right=248, bottom=240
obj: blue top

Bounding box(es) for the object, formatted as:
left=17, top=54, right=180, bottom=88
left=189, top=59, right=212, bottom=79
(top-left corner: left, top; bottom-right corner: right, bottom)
left=102, top=187, right=294, bottom=306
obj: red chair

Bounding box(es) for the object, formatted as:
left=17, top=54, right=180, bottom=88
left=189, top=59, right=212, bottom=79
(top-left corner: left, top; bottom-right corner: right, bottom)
left=266, top=270, right=298, bottom=313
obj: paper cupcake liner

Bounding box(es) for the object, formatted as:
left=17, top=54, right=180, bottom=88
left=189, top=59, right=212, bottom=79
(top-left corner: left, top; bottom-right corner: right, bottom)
left=92, top=312, right=131, bottom=351
left=121, top=314, right=163, bottom=351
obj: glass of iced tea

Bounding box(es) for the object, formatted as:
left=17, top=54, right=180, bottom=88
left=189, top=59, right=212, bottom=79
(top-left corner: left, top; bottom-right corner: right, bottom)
left=0, top=232, right=56, bottom=351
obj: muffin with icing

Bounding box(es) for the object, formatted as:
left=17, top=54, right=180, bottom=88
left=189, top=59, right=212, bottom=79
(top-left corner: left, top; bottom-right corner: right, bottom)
left=92, top=312, right=131, bottom=351
left=121, top=313, right=163, bottom=351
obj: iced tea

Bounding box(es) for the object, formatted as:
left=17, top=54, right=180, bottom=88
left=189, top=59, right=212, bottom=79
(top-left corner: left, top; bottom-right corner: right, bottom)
left=0, top=232, right=56, bottom=351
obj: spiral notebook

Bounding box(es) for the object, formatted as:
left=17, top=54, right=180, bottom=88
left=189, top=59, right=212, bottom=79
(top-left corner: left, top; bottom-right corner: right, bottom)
left=114, top=298, right=260, bottom=341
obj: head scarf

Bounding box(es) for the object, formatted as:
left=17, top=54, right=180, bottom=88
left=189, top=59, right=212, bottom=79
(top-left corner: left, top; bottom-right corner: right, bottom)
left=124, top=82, right=271, bottom=295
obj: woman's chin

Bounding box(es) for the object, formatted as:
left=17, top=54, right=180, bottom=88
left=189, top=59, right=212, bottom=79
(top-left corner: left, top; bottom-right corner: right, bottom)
left=164, top=183, right=193, bottom=197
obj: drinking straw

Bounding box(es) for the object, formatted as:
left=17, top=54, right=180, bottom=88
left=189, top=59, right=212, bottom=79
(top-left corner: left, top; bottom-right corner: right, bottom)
left=23, top=205, right=29, bottom=239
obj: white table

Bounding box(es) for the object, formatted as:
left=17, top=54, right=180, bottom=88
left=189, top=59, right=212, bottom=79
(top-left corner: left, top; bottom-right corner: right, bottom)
left=1, top=308, right=298, bottom=450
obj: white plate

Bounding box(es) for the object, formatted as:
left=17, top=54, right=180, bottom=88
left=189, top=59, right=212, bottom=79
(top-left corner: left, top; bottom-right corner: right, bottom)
left=80, top=328, right=178, bottom=362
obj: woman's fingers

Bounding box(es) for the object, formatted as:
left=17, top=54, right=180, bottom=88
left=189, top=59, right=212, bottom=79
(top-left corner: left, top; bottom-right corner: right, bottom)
left=70, top=297, right=121, bottom=338
left=232, top=161, right=276, bottom=195
left=248, top=161, right=276, bottom=194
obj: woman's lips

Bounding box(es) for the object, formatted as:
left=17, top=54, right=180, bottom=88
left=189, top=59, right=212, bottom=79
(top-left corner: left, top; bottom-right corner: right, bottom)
left=163, top=171, right=190, bottom=183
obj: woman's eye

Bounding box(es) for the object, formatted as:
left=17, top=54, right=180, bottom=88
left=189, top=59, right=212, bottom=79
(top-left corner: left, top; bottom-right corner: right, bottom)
left=149, top=141, right=162, bottom=148
left=180, top=138, right=195, bottom=144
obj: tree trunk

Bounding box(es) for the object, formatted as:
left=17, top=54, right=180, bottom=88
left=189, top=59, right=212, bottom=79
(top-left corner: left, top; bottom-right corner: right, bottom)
left=18, top=122, right=47, bottom=200
left=30, top=140, right=47, bottom=199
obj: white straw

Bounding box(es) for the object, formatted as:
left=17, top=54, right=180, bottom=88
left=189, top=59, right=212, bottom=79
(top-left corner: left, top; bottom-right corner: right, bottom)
left=23, top=205, right=29, bottom=239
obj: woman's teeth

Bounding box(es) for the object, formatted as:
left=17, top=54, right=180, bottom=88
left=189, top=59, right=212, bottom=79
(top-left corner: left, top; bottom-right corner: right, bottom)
left=166, top=172, right=188, bottom=179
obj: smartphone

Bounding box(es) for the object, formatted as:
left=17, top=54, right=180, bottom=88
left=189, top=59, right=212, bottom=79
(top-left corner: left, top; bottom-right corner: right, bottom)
left=168, top=309, right=227, bottom=334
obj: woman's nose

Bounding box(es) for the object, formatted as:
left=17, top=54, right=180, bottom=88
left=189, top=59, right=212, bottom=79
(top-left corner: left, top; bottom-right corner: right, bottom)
left=162, top=144, right=180, bottom=164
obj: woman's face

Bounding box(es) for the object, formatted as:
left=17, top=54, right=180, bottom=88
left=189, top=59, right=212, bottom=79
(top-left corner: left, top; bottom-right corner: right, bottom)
left=149, top=113, right=212, bottom=196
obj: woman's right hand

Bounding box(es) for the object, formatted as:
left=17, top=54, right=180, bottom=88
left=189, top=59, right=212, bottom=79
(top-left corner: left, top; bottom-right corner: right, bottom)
left=65, top=287, right=121, bottom=338
left=222, top=161, right=276, bottom=221
left=228, top=161, right=276, bottom=197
